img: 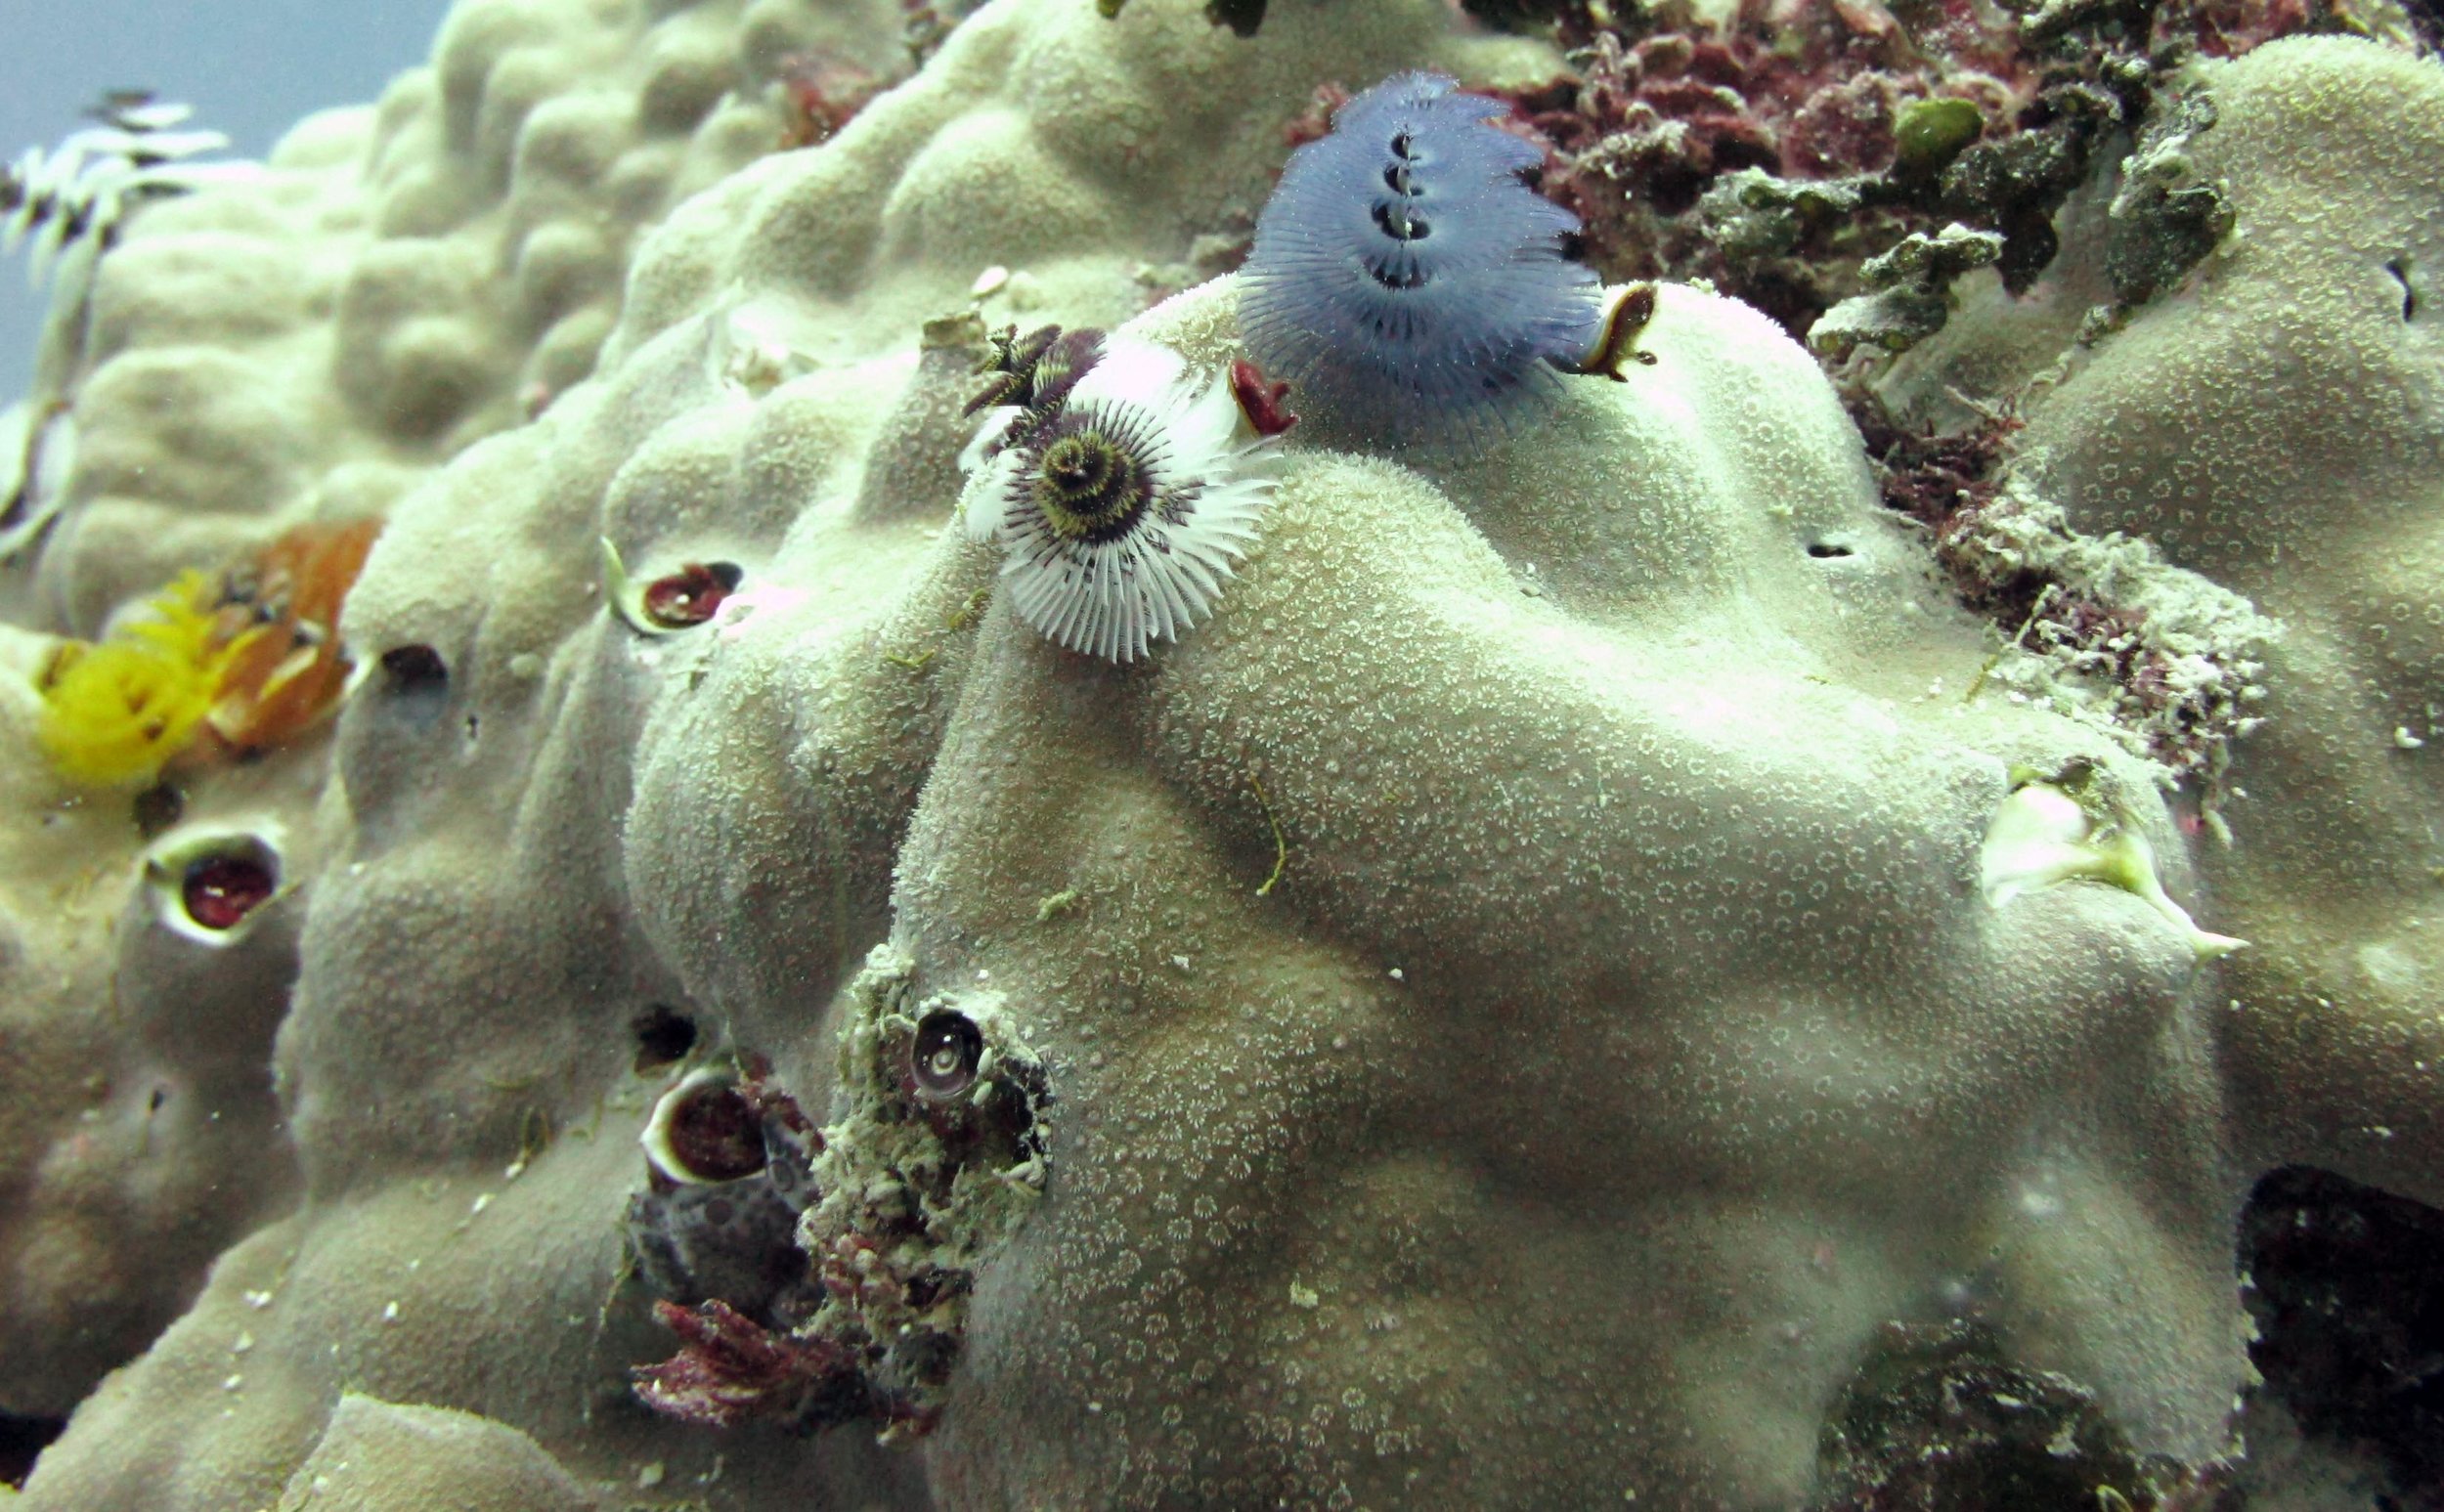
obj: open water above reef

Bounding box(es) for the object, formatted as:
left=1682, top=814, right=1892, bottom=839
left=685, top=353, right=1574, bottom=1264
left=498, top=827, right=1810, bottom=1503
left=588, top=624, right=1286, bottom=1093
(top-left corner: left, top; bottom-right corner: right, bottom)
left=0, top=3, right=451, bottom=399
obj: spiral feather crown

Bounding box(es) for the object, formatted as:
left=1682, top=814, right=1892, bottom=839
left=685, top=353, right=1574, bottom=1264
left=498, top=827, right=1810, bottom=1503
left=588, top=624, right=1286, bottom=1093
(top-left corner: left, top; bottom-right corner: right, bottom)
left=1238, top=72, right=1602, bottom=452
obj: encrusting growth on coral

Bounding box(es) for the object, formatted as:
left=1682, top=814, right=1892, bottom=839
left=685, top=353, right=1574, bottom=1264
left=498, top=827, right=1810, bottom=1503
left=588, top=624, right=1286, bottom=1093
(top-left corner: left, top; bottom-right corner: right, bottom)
left=1451, top=0, right=2321, bottom=344
left=628, top=953, right=1048, bottom=1444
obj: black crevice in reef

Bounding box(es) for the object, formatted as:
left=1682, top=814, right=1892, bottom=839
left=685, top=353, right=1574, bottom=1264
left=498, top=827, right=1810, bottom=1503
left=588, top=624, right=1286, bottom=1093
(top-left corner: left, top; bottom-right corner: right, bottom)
left=0, top=1412, right=65, bottom=1489
left=1807, top=1167, right=2444, bottom=1509
left=2243, top=1165, right=2444, bottom=1503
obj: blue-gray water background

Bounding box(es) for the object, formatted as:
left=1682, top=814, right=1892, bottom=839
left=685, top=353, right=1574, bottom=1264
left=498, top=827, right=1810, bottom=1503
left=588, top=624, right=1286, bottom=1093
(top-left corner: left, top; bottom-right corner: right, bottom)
left=0, top=0, right=454, bottom=401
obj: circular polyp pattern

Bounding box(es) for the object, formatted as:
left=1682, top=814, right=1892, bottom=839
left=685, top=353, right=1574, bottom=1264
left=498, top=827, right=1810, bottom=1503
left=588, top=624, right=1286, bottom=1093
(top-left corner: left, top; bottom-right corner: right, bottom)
left=144, top=823, right=285, bottom=947
left=641, top=1067, right=768, bottom=1185
left=910, top=1009, right=983, bottom=1101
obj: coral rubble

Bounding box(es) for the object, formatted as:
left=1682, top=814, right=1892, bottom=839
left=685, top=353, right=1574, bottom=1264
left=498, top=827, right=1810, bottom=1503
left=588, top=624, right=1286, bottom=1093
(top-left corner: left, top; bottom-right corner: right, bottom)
left=0, top=1, right=2439, bottom=1509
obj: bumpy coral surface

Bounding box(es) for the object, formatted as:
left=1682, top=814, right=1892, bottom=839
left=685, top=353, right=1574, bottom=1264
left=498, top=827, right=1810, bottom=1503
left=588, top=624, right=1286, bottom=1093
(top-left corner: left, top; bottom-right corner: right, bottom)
left=0, top=1, right=2438, bottom=1509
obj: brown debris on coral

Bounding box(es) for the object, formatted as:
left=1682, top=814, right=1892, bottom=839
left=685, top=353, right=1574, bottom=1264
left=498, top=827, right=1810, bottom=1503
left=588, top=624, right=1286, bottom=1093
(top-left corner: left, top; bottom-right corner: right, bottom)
left=1853, top=388, right=2271, bottom=787
left=1811, top=1319, right=2238, bottom=1511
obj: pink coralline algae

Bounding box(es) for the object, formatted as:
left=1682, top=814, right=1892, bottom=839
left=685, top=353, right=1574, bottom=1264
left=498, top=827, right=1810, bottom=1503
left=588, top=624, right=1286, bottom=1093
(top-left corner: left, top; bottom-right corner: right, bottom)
left=633, top=1299, right=853, bottom=1430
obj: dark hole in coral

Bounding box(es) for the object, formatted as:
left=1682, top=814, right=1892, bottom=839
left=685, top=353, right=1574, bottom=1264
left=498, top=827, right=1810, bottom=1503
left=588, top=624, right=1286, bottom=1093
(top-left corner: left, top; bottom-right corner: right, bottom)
left=1203, top=0, right=1267, bottom=37
left=148, top=1086, right=168, bottom=1113
left=132, top=781, right=185, bottom=839
left=1807, top=541, right=1855, bottom=559
left=379, top=643, right=449, bottom=691
left=1388, top=131, right=1416, bottom=160
left=1996, top=208, right=2061, bottom=298
left=910, top=1010, right=983, bottom=1101
left=2386, top=256, right=2417, bottom=322
left=0, top=1413, right=65, bottom=1489
left=2243, top=1164, right=2444, bottom=1500
left=669, top=1082, right=768, bottom=1183
left=184, top=851, right=278, bottom=930
left=464, top=713, right=480, bottom=743
left=1641, top=164, right=1713, bottom=219
left=1382, top=162, right=1413, bottom=194
left=633, top=1005, right=700, bottom=1072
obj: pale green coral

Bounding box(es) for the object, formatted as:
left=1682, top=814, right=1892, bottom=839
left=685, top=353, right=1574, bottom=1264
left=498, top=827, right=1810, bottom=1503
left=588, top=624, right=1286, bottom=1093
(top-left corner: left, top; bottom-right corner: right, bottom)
left=0, top=4, right=2436, bottom=1511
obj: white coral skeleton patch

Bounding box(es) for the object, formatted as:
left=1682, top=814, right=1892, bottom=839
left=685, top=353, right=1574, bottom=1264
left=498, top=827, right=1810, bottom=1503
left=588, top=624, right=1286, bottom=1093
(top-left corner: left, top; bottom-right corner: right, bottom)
left=962, top=336, right=1277, bottom=664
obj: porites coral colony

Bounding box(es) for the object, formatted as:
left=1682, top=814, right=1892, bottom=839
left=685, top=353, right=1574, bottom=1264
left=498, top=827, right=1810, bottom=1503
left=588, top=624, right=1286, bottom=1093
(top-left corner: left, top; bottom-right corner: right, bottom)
left=1238, top=71, right=1604, bottom=452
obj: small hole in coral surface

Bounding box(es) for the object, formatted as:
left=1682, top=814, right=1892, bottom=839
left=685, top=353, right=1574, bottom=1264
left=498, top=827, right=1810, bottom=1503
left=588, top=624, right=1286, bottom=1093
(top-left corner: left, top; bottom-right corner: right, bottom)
left=147, top=1086, right=168, bottom=1114
left=379, top=644, right=449, bottom=691
left=2386, top=257, right=2418, bottom=321
left=184, top=852, right=278, bottom=930
left=633, top=1005, right=700, bottom=1072
left=1388, top=131, right=1417, bottom=160
left=0, top=1412, right=66, bottom=1489
left=1808, top=541, right=1855, bottom=559
left=132, top=782, right=185, bottom=839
